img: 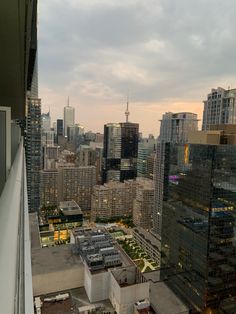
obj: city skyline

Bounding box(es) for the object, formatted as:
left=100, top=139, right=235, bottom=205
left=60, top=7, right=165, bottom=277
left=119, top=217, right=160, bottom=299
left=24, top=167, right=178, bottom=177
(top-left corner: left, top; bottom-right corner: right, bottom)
left=39, top=0, right=236, bottom=135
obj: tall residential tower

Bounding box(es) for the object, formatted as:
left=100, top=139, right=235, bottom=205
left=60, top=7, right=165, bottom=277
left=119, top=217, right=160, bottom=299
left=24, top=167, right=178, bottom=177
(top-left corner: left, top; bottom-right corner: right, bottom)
left=202, top=87, right=236, bottom=130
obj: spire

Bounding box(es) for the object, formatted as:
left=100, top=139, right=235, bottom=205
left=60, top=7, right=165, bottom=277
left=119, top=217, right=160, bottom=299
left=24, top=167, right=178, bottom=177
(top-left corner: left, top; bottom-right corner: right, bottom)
left=67, top=96, right=70, bottom=107
left=125, top=94, right=130, bottom=123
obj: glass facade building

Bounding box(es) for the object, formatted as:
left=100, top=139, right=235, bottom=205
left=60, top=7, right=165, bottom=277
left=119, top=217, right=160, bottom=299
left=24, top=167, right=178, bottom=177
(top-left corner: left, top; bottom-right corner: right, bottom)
left=160, top=143, right=236, bottom=313
left=103, top=122, right=139, bottom=183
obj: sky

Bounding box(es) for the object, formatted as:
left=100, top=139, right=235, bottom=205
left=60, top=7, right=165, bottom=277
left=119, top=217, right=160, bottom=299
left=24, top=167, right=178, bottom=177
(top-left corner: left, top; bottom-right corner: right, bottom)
left=38, top=0, right=236, bottom=136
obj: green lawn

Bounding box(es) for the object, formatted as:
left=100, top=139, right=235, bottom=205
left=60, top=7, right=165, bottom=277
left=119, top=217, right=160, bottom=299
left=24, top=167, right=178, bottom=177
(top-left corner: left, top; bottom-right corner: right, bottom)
left=119, top=239, right=159, bottom=272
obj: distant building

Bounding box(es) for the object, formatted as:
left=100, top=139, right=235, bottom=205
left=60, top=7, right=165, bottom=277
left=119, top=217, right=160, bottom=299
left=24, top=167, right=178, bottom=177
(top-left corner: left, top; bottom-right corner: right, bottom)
left=77, top=145, right=97, bottom=167
left=137, top=136, right=156, bottom=178
left=133, top=178, right=154, bottom=230
left=41, top=112, right=51, bottom=132
left=91, top=180, right=136, bottom=221
left=41, top=130, right=54, bottom=146
left=159, top=112, right=198, bottom=143
left=59, top=166, right=96, bottom=211
left=146, top=152, right=155, bottom=179
left=43, top=145, right=59, bottom=169
left=56, top=119, right=63, bottom=139
left=202, top=87, right=236, bottom=130
left=103, top=122, right=139, bottom=183
left=64, top=100, right=75, bottom=137
left=26, top=97, right=42, bottom=212
left=40, top=169, right=59, bottom=207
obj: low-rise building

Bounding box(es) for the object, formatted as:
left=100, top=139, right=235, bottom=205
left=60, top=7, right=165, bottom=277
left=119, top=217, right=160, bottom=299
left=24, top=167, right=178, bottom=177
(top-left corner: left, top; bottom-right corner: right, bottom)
left=133, top=227, right=161, bottom=264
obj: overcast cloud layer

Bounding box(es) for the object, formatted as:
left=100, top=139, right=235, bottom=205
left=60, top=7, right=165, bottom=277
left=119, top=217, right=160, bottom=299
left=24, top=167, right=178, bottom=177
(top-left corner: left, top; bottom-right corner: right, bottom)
left=39, top=0, right=236, bottom=135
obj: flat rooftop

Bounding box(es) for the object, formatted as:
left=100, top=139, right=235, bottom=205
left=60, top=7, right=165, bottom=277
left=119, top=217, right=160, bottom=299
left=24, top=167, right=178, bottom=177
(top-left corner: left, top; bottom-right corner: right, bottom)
left=60, top=200, right=82, bottom=211
left=111, top=265, right=147, bottom=287
left=143, top=271, right=189, bottom=314
left=32, top=245, right=83, bottom=276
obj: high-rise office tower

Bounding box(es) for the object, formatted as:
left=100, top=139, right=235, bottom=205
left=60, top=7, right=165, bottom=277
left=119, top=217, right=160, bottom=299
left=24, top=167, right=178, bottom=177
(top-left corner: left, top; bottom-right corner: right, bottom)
left=160, top=126, right=236, bottom=313
left=202, top=87, right=236, bottom=130
left=26, top=98, right=42, bottom=212
left=63, top=98, right=75, bottom=137
left=154, top=112, right=198, bottom=238
left=57, top=119, right=63, bottom=136
left=159, top=112, right=198, bottom=143
left=103, top=103, right=139, bottom=183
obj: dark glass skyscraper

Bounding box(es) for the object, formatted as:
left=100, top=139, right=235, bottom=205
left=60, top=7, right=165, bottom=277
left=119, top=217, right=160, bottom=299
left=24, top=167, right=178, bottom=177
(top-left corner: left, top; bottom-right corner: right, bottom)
left=103, top=122, right=139, bottom=183
left=160, top=138, right=236, bottom=313
left=56, top=119, right=63, bottom=143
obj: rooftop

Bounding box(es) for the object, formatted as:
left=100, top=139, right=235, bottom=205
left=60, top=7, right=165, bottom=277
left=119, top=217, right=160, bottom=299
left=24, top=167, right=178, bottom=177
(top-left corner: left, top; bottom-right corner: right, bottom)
left=143, top=271, right=189, bottom=314
left=59, top=200, right=82, bottom=215
left=111, top=265, right=147, bottom=287
left=31, top=246, right=83, bottom=276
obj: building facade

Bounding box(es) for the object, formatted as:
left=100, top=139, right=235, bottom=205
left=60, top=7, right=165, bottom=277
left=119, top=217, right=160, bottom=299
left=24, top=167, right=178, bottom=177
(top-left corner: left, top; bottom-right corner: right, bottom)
left=56, top=119, right=63, bottom=136
left=154, top=111, right=198, bottom=238
left=64, top=103, right=75, bottom=137
left=40, top=169, right=59, bottom=207
left=159, top=112, right=198, bottom=143
left=91, top=181, right=135, bottom=221
left=160, top=129, right=236, bottom=313
left=137, top=136, right=156, bottom=178
left=202, top=87, right=236, bottom=130
left=41, top=112, right=51, bottom=132
left=103, top=122, right=139, bottom=183
left=133, top=178, right=154, bottom=230
left=26, top=98, right=42, bottom=212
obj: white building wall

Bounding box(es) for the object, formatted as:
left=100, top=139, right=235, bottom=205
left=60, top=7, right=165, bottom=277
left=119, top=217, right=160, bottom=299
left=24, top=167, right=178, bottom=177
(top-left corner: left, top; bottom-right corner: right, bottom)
left=84, top=265, right=110, bottom=302
left=109, top=272, right=149, bottom=314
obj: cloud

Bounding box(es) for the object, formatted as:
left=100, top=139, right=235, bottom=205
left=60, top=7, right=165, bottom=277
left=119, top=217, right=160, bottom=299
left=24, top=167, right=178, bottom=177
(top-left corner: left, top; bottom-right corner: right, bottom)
left=38, top=0, right=236, bottom=135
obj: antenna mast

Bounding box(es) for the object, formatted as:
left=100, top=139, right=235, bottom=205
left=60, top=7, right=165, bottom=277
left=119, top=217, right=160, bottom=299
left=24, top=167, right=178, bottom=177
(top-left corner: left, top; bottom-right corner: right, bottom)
left=67, top=96, right=70, bottom=107
left=125, top=95, right=130, bottom=123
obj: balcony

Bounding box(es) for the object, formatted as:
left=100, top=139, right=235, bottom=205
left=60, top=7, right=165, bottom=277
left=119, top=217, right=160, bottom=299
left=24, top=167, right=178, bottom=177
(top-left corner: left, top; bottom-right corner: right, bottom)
left=0, top=139, right=34, bottom=313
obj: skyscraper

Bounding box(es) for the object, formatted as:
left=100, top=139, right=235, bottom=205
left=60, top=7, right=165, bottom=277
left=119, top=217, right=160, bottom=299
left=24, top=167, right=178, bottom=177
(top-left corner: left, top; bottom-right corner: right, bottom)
left=202, top=87, right=236, bottom=130
left=137, top=136, right=156, bottom=178
left=102, top=103, right=139, bottom=183
left=160, top=126, right=236, bottom=313
left=153, top=112, right=198, bottom=237
left=159, top=112, right=198, bottom=143
left=64, top=98, right=75, bottom=137
left=26, top=98, right=41, bottom=212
